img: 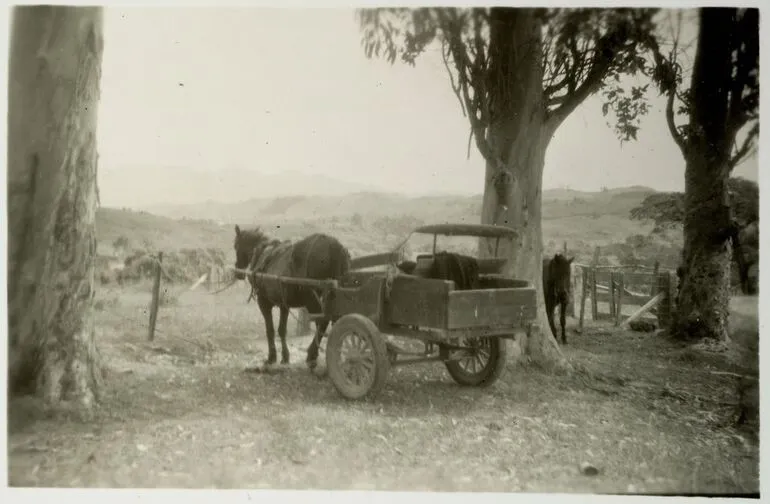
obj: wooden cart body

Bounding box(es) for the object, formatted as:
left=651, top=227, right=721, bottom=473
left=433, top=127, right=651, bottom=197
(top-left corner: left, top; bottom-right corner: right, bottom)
left=242, top=223, right=538, bottom=399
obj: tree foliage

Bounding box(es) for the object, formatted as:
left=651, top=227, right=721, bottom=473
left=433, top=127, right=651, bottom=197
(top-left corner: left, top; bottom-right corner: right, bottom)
left=357, top=8, right=660, bottom=166
left=611, top=9, right=759, bottom=169
left=630, top=177, right=759, bottom=230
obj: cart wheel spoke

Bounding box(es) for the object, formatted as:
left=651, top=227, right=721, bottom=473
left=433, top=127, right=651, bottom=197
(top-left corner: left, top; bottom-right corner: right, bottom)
left=360, top=356, right=374, bottom=371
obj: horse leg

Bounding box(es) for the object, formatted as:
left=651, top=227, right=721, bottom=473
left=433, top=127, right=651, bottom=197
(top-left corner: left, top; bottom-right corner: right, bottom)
left=306, top=319, right=330, bottom=370
left=559, top=300, right=568, bottom=345
left=258, top=300, right=277, bottom=366
left=544, top=297, right=559, bottom=342
left=278, top=306, right=290, bottom=365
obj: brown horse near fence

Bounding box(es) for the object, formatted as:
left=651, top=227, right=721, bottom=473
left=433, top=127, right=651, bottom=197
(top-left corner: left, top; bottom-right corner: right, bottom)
left=543, top=253, right=574, bottom=345
left=233, top=225, right=351, bottom=370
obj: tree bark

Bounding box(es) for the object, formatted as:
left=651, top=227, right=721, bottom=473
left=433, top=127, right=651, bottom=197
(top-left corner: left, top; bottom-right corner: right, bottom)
left=478, top=10, right=568, bottom=369
left=7, top=6, right=104, bottom=407
left=673, top=8, right=736, bottom=341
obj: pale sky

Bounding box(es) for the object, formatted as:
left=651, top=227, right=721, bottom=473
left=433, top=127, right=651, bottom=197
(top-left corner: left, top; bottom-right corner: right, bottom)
left=96, top=7, right=759, bottom=200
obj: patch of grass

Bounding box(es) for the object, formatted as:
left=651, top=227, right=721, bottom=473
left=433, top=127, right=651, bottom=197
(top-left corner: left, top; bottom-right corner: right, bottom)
left=8, top=285, right=759, bottom=493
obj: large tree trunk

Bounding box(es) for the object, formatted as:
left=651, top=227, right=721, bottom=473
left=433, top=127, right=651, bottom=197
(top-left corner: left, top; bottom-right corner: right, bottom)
left=477, top=10, right=568, bottom=369
left=7, top=6, right=104, bottom=407
left=673, top=8, right=736, bottom=341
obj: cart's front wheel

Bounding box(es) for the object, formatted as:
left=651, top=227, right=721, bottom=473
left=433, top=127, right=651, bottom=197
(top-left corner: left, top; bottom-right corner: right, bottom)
left=326, top=314, right=389, bottom=400
left=443, top=336, right=507, bottom=387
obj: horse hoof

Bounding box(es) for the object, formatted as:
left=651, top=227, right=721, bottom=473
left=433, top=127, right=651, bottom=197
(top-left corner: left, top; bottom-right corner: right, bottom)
left=307, top=360, right=317, bottom=370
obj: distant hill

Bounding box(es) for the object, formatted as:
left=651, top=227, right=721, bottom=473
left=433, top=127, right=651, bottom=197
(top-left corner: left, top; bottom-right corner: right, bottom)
left=96, top=186, right=661, bottom=262
left=143, top=186, right=654, bottom=224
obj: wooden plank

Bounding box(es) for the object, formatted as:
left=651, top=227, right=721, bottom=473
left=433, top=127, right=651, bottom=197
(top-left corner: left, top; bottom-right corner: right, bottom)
left=446, top=287, right=538, bottom=330
left=620, top=293, right=664, bottom=329
left=148, top=252, right=163, bottom=342
left=594, top=270, right=613, bottom=285
left=622, top=294, right=652, bottom=307
left=350, top=251, right=400, bottom=271
left=622, top=272, right=658, bottom=286
left=346, top=270, right=385, bottom=286
left=332, top=276, right=386, bottom=323
left=386, top=275, right=452, bottom=328
left=477, top=276, right=530, bottom=289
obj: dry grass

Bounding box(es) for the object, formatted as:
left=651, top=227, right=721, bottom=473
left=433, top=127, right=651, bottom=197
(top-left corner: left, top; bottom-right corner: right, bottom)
left=7, top=283, right=758, bottom=494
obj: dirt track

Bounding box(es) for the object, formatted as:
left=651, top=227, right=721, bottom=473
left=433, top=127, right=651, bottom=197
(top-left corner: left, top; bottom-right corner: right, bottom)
left=7, top=284, right=759, bottom=493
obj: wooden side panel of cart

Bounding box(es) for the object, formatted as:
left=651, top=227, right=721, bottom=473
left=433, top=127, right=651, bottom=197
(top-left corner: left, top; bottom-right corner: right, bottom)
left=446, top=287, right=537, bottom=330
left=386, top=275, right=453, bottom=328
left=332, top=276, right=386, bottom=322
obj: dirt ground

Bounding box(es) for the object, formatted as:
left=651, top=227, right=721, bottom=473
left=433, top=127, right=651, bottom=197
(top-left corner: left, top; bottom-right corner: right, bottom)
left=7, top=282, right=759, bottom=493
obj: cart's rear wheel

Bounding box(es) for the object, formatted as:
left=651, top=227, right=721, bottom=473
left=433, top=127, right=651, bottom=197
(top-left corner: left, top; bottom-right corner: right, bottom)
left=443, top=336, right=507, bottom=387
left=326, top=314, right=390, bottom=400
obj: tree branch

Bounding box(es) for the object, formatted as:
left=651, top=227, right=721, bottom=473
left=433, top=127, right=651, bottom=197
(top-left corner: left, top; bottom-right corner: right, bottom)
left=727, top=9, right=759, bottom=138
left=665, top=87, right=686, bottom=155
left=728, top=122, right=759, bottom=170
left=545, top=46, right=612, bottom=132
left=441, top=11, right=503, bottom=170
left=441, top=39, right=467, bottom=118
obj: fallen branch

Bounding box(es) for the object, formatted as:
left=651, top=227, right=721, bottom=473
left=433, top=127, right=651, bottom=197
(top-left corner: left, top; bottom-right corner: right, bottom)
left=620, top=293, right=664, bottom=328
left=188, top=273, right=208, bottom=291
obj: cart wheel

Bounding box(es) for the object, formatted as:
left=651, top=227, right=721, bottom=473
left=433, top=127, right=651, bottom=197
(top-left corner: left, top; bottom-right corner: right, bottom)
left=444, top=336, right=508, bottom=387
left=326, top=314, right=390, bottom=400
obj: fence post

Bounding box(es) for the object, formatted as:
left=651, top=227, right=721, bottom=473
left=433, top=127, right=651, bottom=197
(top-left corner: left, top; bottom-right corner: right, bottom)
left=656, top=272, right=673, bottom=329
left=148, top=251, right=163, bottom=341
left=578, top=266, right=588, bottom=333
left=615, top=273, right=625, bottom=326
left=590, top=247, right=600, bottom=320
left=650, top=260, right=660, bottom=298
left=609, top=271, right=617, bottom=319
left=206, top=265, right=214, bottom=291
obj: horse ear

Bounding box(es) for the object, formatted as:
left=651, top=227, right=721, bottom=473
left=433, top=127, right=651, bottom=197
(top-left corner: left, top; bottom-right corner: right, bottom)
left=235, top=225, right=241, bottom=236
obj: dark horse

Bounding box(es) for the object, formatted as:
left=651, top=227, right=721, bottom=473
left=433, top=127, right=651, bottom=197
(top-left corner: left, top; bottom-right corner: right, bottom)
left=396, top=251, right=480, bottom=291
left=428, top=251, right=480, bottom=290
left=233, top=225, right=351, bottom=369
left=543, top=253, right=574, bottom=344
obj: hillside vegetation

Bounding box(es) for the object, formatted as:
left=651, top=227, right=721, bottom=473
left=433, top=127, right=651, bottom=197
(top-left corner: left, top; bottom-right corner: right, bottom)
left=98, top=187, right=684, bottom=283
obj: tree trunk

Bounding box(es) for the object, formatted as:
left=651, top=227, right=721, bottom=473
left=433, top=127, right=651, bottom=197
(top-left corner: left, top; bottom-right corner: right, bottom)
left=7, top=6, right=104, bottom=407
left=478, top=10, right=568, bottom=370
left=673, top=8, right=736, bottom=341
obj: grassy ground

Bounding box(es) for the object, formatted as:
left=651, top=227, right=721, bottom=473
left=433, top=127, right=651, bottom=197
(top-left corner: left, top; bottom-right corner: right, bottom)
left=8, top=282, right=758, bottom=493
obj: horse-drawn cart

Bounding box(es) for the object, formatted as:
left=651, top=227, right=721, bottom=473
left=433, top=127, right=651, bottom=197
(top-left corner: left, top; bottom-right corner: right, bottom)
left=236, top=223, right=538, bottom=400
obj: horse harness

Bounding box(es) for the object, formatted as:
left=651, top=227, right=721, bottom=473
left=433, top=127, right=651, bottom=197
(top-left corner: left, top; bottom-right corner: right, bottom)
left=246, top=239, right=292, bottom=304
left=245, top=235, right=328, bottom=311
